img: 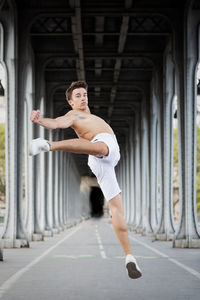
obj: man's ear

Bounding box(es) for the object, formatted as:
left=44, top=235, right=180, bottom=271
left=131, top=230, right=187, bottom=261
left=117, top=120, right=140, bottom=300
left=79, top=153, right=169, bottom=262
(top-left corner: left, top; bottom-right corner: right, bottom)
left=68, top=99, right=73, bottom=107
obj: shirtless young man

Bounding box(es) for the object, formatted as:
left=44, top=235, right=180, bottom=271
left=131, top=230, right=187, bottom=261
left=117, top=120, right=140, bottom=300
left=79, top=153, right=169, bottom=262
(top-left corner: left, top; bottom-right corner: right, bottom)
left=29, top=81, right=142, bottom=279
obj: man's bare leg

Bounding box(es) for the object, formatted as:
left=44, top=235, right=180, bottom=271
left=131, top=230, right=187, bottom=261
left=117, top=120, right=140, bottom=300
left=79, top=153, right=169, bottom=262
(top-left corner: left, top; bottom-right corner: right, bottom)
left=49, top=138, right=108, bottom=156
left=108, top=193, right=133, bottom=255
left=29, top=137, right=142, bottom=278
left=50, top=139, right=134, bottom=256
left=109, top=194, right=142, bottom=279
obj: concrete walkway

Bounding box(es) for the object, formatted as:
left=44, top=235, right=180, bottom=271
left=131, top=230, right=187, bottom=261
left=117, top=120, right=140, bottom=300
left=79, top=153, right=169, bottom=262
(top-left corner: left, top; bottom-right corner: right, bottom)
left=0, top=218, right=200, bottom=300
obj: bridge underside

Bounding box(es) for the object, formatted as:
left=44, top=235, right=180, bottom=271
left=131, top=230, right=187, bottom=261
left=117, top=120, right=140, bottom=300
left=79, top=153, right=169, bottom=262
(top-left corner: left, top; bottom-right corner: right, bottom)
left=0, top=0, right=200, bottom=259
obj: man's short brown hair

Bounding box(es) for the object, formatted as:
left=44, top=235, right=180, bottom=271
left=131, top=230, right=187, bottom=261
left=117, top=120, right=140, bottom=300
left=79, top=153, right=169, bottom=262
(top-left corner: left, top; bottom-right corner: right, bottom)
left=65, top=81, right=88, bottom=101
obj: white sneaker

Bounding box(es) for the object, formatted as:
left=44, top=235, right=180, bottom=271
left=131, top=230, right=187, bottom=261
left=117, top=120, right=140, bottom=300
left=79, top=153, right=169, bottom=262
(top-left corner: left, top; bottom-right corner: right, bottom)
left=125, top=254, right=142, bottom=279
left=29, top=138, right=50, bottom=156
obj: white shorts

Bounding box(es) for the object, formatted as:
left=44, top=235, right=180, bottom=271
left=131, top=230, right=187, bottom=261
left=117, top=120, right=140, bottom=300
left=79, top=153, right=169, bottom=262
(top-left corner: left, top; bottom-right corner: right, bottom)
left=88, top=133, right=121, bottom=201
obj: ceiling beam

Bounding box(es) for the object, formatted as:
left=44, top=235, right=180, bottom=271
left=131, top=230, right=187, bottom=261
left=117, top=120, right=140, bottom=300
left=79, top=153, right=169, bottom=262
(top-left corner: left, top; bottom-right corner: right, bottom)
left=31, top=32, right=170, bottom=37
left=107, top=14, right=130, bottom=123
left=70, top=0, right=85, bottom=80
left=93, top=16, right=105, bottom=110
left=45, top=67, right=153, bottom=72
left=95, top=16, right=105, bottom=46
left=23, top=7, right=176, bottom=16
left=37, top=51, right=159, bottom=60
left=47, top=80, right=149, bottom=87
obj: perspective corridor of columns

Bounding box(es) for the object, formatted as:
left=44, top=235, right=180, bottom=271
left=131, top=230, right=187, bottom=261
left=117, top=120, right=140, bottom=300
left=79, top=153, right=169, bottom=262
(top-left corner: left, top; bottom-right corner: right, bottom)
left=0, top=0, right=200, bottom=261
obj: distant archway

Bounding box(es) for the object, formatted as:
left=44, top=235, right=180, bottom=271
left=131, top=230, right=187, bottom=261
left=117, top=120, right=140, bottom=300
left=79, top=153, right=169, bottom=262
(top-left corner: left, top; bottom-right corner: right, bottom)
left=89, top=187, right=104, bottom=218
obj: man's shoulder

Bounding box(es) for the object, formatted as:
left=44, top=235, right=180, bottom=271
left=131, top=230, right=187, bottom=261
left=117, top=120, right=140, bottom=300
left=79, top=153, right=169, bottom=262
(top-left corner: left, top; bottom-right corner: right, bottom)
left=65, top=110, right=74, bottom=116
left=65, top=110, right=80, bottom=119
left=65, top=110, right=84, bottom=116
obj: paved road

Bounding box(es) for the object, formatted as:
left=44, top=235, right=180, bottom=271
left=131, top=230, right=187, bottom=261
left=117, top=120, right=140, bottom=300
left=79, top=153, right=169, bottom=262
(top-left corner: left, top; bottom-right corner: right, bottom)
left=0, top=218, right=200, bottom=300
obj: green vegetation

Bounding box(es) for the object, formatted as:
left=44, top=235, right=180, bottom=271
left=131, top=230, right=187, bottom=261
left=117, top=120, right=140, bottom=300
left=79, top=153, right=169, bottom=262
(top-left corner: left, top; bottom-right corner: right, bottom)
left=173, top=126, right=200, bottom=219
left=173, top=127, right=179, bottom=221
left=197, top=126, right=200, bottom=218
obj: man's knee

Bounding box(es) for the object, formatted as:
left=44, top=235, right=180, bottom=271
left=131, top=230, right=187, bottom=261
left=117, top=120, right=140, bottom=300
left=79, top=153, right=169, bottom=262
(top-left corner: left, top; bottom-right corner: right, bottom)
left=109, top=195, right=124, bottom=214
left=94, top=142, right=109, bottom=156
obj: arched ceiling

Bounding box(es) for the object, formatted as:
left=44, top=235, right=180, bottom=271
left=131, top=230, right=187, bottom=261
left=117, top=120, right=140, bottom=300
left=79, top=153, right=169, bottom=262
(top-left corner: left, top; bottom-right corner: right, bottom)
left=15, top=0, right=188, bottom=176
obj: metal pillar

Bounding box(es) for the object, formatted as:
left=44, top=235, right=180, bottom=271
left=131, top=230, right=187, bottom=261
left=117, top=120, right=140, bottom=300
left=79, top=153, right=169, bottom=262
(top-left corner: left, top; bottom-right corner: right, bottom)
left=173, top=4, right=200, bottom=247
left=1, top=8, right=29, bottom=248
left=141, top=98, right=153, bottom=235
left=134, top=112, right=141, bottom=230
left=125, top=141, right=131, bottom=224
left=52, top=133, right=60, bottom=232
left=128, top=122, right=135, bottom=227
left=157, top=43, right=176, bottom=240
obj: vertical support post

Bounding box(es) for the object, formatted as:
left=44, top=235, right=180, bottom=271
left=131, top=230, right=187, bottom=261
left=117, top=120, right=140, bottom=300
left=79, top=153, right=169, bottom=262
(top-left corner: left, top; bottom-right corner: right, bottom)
left=173, top=7, right=200, bottom=247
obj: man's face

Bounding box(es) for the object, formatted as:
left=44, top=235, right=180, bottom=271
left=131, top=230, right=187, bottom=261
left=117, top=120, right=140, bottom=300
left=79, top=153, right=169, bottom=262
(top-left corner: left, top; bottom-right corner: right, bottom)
left=68, top=87, right=88, bottom=111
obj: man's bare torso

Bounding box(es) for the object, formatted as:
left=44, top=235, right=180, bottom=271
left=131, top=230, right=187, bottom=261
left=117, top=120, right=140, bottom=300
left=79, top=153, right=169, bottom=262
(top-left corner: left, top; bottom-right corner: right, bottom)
left=69, top=110, right=114, bottom=141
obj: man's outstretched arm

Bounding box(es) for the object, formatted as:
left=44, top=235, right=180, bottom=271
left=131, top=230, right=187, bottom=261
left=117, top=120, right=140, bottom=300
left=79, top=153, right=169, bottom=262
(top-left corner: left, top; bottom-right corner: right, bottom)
left=30, top=110, right=74, bottom=130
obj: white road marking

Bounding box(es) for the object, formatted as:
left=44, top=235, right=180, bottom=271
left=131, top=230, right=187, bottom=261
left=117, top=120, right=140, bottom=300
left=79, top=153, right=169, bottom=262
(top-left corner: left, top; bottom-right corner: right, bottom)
left=52, top=254, right=96, bottom=259
left=130, top=235, right=200, bottom=280
left=0, top=225, right=81, bottom=298
left=95, top=227, right=107, bottom=259
left=100, top=250, right=107, bottom=259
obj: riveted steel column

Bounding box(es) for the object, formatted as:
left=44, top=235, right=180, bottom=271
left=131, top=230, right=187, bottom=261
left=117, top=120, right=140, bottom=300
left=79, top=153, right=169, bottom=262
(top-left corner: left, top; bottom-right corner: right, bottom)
left=65, top=153, right=70, bottom=225
left=52, top=131, right=60, bottom=232
left=154, top=64, right=167, bottom=239
left=156, top=43, right=176, bottom=241
left=121, top=153, right=127, bottom=218
left=1, top=9, right=29, bottom=248
left=25, top=93, right=34, bottom=240
left=124, top=149, right=129, bottom=222
left=132, top=135, right=137, bottom=228
left=32, top=94, right=46, bottom=241
left=125, top=140, right=131, bottom=224
left=134, top=112, right=141, bottom=229
left=58, top=135, right=64, bottom=229
left=173, top=4, right=200, bottom=247
left=63, top=152, right=67, bottom=225
left=141, top=97, right=153, bottom=235
left=137, top=102, right=147, bottom=233
left=149, top=80, right=159, bottom=232
left=128, top=121, right=135, bottom=227
left=44, top=130, right=53, bottom=236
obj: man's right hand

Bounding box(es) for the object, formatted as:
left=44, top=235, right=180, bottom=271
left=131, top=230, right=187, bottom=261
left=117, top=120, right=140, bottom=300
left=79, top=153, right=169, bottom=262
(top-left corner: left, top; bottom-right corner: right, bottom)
left=30, top=110, right=41, bottom=124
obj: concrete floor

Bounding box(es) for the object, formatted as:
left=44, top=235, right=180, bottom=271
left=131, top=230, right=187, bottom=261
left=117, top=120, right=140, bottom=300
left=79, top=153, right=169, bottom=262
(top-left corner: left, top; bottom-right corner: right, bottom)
left=0, top=218, right=200, bottom=300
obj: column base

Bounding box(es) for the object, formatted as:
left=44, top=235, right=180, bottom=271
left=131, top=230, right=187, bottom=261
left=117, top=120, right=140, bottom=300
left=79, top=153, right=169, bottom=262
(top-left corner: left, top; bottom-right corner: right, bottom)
left=44, top=230, right=53, bottom=237
left=128, top=225, right=136, bottom=231
left=135, top=226, right=143, bottom=234
left=15, top=239, right=29, bottom=248
left=156, top=233, right=175, bottom=241
left=142, top=230, right=155, bottom=237
left=155, top=233, right=166, bottom=241
left=66, top=220, right=78, bottom=229
left=52, top=228, right=60, bottom=234
left=2, top=238, right=29, bottom=248
left=173, top=238, right=200, bottom=248
left=32, top=233, right=44, bottom=241
left=0, top=241, right=3, bottom=261
left=66, top=223, right=74, bottom=229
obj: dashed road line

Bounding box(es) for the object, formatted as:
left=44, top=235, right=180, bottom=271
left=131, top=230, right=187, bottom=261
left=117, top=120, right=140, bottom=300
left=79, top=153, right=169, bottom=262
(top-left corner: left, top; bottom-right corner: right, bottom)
left=95, top=225, right=107, bottom=259
left=52, top=254, right=96, bottom=259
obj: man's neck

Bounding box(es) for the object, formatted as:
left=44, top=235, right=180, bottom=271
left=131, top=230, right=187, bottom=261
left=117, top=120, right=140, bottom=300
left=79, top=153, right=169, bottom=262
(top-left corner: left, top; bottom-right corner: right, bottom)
left=74, top=107, right=91, bottom=114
